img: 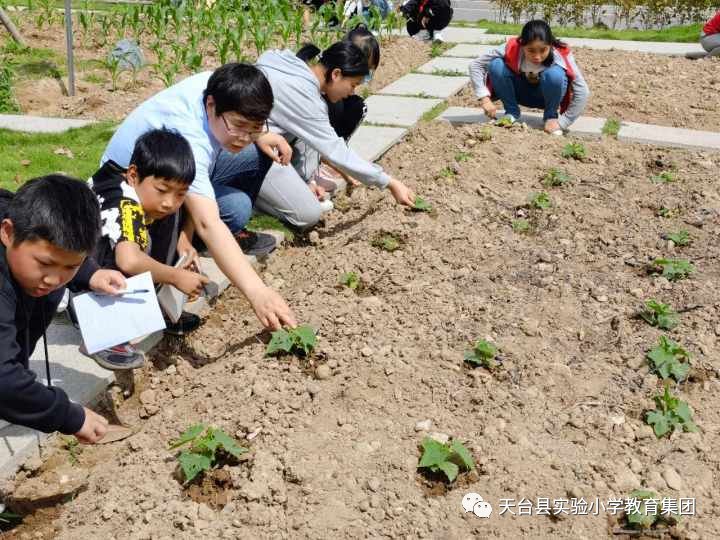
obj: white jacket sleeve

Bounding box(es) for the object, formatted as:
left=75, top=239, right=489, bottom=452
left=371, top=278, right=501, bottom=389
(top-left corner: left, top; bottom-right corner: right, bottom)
left=469, top=46, right=505, bottom=100
left=558, top=53, right=590, bottom=130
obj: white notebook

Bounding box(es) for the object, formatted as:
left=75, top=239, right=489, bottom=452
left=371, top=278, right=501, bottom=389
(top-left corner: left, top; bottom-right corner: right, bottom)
left=72, top=271, right=166, bottom=354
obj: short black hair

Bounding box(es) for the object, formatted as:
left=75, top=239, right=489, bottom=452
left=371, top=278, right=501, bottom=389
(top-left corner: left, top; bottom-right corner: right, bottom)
left=297, top=41, right=369, bottom=83
left=203, top=63, right=273, bottom=122
left=129, top=128, right=196, bottom=185
left=345, top=24, right=380, bottom=71
left=8, top=175, right=100, bottom=253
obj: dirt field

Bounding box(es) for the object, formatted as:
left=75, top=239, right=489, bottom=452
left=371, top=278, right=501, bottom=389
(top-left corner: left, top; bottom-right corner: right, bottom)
left=449, top=47, right=720, bottom=132
left=4, top=120, right=719, bottom=539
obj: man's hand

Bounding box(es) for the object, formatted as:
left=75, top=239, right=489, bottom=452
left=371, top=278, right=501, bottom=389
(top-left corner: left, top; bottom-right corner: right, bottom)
left=480, top=96, right=497, bottom=119
left=89, top=269, right=126, bottom=295
left=544, top=118, right=561, bottom=134
left=388, top=178, right=415, bottom=207
left=74, top=407, right=109, bottom=444
left=256, top=132, right=292, bottom=166
left=247, top=286, right=297, bottom=331
left=172, top=268, right=210, bottom=296
left=177, top=230, right=199, bottom=271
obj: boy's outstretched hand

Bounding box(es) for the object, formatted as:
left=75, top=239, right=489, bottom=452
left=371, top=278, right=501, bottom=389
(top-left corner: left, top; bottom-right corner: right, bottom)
left=75, top=407, right=109, bottom=444
left=256, top=132, right=292, bottom=166
left=247, top=285, right=297, bottom=331
left=89, top=269, right=126, bottom=295
left=173, top=268, right=210, bottom=297
left=388, top=178, right=416, bottom=207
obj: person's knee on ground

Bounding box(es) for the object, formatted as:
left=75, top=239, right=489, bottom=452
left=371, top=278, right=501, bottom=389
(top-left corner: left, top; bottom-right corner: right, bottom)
left=539, top=64, right=567, bottom=120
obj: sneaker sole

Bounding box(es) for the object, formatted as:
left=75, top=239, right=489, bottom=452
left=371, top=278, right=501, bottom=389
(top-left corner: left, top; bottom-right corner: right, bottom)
left=92, top=355, right=146, bottom=371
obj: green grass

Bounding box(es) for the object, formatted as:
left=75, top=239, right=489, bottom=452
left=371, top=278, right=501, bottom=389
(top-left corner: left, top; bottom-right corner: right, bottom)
left=246, top=213, right=294, bottom=242
left=0, top=123, right=116, bottom=190
left=464, top=20, right=703, bottom=43
left=2, top=42, right=65, bottom=80
left=421, top=102, right=449, bottom=122
left=602, top=118, right=621, bottom=137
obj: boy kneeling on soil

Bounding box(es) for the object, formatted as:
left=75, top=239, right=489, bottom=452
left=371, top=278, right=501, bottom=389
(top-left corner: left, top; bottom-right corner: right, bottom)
left=85, top=128, right=209, bottom=371
left=0, top=175, right=126, bottom=443
left=470, top=20, right=590, bottom=134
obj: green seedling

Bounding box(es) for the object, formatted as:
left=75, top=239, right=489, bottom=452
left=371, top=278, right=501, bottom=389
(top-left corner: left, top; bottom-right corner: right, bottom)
left=625, top=489, right=678, bottom=529
left=412, top=196, right=432, bottom=212
left=512, top=219, right=530, bottom=233
left=651, top=258, right=694, bottom=282
left=646, top=335, right=690, bottom=382
left=602, top=118, right=621, bottom=137
left=417, top=437, right=475, bottom=483
left=371, top=233, right=402, bottom=252
left=542, top=168, right=571, bottom=187
left=464, top=339, right=499, bottom=369
left=340, top=271, right=360, bottom=291
left=529, top=192, right=551, bottom=210
left=651, top=171, right=676, bottom=183
left=640, top=299, right=679, bottom=331
left=477, top=126, right=493, bottom=142
left=645, top=383, right=697, bottom=438
left=562, top=142, right=586, bottom=160
left=439, top=167, right=456, bottom=179
left=495, top=116, right=514, bottom=127
left=454, top=151, right=471, bottom=163
left=266, top=325, right=317, bottom=357
left=169, top=424, right=247, bottom=484
left=61, top=435, right=82, bottom=465
left=666, top=230, right=690, bottom=246
left=657, top=206, right=680, bottom=218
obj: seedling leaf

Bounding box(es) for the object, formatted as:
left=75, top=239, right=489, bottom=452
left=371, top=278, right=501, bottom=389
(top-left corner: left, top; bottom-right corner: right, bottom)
left=266, top=330, right=294, bottom=356
left=437, top=461, right=460, bottom=482
left=651, top=258, right=694, bottom=281
left=340, top=272, right=360, bottom=290
left=169, top=423, right=206, bottom=449
left=418, top=438, right=451, bottom=468
left=450, top=440, right=475, bottom=470
left=543, top=168, right=571, bottom=187
left=640, top=299, right=679, bottom=331
left=666, top=230, right=690, bottom=246
left=413, top=196, right=432, bottom=212
left=512, top=219, right=530, bottom=233
left=646, top=336, right=690, bottom=382
left=293, top=325, right=317, bottom=356
left=211, top=429, right=248, bottom=460
left=645, top=384, right=697, bottom=438
left=178, top=450, right=212, bottom=483
left=562, top=142, right=586, bottom=160
left=529, top=192, right=551, bottom=210
left=464, top=339, right=498, bottom=369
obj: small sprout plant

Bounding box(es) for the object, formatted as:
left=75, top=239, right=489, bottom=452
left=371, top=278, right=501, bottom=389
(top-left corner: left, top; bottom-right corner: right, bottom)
left=647, top=336, right=690, bottom=382
left=657, top=206, right=679, bottom=218
left=666, top=230, right=690, bottom=246
left=651, top=171, right=676, bottom=183
left=266, top=325, right=317, bottom=357
left=61, top=435, right=82, bottom=465
left=625, top=489, right=678, bottom=530
left=412, top=196, right=432, bottom=212
left=645, top=383, right=697, bottom=438
left=495, top=116, right=514, bottom=127
left=602, top=118, right=620, bottom=137
left=170, top=424, right=248, bottom=484
left=454, top=151, right=471, bottom=163
left=464, top=339, right=499, bottom=369
left=512, top=219, right=530, bottom=234
left=529, top=192, right=551, bottom=210
left=543, top=168, right=571, bottom=187
left=640, top=299, right=679, bottom=330
left=562, top=142, right=586, bottom=160
left=340, top=271, right=360, bottom=291
left=371, top=233, right=402, bottom=252
left=418, top=437, right=475, bottom=483
left=651, top=258, right=694, bottom=281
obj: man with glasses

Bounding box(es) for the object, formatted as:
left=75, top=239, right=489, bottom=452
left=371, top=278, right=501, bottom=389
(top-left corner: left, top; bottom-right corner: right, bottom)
left=97, top=63, right=296, bottom=331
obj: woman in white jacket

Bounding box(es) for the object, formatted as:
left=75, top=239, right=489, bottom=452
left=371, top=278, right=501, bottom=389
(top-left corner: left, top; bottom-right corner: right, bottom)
left=250, top=40, right=415, bottom=229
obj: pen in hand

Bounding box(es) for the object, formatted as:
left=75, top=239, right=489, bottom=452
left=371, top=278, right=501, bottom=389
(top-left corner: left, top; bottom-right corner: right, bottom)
left=92, top=288, right=150, bottom=297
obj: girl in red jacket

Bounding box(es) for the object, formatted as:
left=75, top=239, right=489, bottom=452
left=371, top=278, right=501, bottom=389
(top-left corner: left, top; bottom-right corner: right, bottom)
left=701, top=11, right=720, bottom=57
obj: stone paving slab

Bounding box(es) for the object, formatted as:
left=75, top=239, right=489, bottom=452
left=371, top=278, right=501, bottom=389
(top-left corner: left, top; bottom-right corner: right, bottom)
left=443, top=43, right=497, bottom=58
left=378, top=73, right=470, bottom=99
left=440, top=26, right=489, bottom=42
left=618, top=121, right=720, bottom=151
left=364, top=95, right=443, bottom=127
left=439, top=106, right=606, bottom=138
left=349, top=125, right=408, bottom=162
left=0, top=114, right=93, bottom=133
left=561, top=37, right=703, bottom=56
left=416, top=56, right=473, bottom=75
left=0, top=256, right=232, bottom=480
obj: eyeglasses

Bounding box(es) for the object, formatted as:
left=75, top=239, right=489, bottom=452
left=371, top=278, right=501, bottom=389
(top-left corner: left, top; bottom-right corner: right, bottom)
left=220, top=114, right=268, bottom=141
left=363, top=70, right=374, bottom=84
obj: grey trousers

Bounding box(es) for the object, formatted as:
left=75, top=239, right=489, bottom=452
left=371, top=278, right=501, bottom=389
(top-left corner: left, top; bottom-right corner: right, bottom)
left=701, top=33, right=720, bottom=55
left=255, top=161, right=322, bottom=230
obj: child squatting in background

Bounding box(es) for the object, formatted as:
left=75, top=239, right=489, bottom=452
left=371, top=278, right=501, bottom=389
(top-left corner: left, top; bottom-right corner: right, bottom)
left=469, top=20, right=590, bottom=134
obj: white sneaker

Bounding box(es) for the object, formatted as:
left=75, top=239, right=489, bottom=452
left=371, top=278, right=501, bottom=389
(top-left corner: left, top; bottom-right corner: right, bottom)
left=432, top=31, right=445, bottom=43
left=412, top=29, right=431, bottom=42
left=318, top=199, right=334, bottom=213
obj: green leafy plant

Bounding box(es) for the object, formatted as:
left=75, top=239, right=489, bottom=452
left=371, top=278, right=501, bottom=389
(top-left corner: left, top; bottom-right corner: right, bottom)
left=371, top=233, right=402, bottom=252
left=647, top=336, right=690, bottom=382
left=61, top=435, right=82, bottom=465
left=640, top=300, right=679, bottom=331
left=495, top=116, right=514, bottom=127
left=651, top=171, right=677, bottom=183
left=602, top=118, right=621, bottom=137
left=266, top=325, right=317, bottom=357
left=657, top=206, right=679, bottom=218
left=169, top=424, right=247, bottom=484
left=666, top=230, right=690, bottom=246
left=529, top=192, right=551, bottom=210
left=439, top=167, right=455, bottom=179
left=454, top=151, right=471, bottom=163
left=651, top=258, right=694, bottom=281
left=464, top=339, right=499, bottom=369
left=562, top=142, right=586, bottom=160
left=413, top=196, right=432, bottom=212
left=417, top=437, right=475, bottom=483
left=625, top=489, right=678, bottom=529
left=340, top=271, right=360, bottom=291
left=477, top=126, right=493, bottom=142
left=0, top=66, right=19, bottom=114
left=645, top=383, right=697, bottom=438
left=512, top=219, right=530, bottom=233
left=542, top=168, right=571, bottom=187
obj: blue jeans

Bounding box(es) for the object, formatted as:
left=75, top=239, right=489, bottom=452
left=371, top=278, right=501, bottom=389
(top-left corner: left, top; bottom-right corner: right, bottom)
left=488, top=57, right=568, bottom=122
left=210, top=143, right=272, bottom=235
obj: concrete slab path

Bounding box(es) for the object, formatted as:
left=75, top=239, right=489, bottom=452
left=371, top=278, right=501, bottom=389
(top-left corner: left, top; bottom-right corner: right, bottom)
left=364, top=95, right=444, bottom=127
left=349, top=125, right=408, bottom=161
left=0, top=115, right=93, bottom=133
left=378, top=73, right=470, bottom=99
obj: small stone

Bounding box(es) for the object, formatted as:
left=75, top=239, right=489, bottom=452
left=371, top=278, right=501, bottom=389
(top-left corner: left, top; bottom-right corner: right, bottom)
left=22, top=457, right=43, bottom=473
left=635, top=424, right=655, bottom=440
left=198, top=503, right=215, bottom=521
left=367, top=478, right=381, bottom=492
left=171, top=387, right=184, bottom=398
left=629, top=457, right=642, bottom=474
left=144, top=404, right=160, bottom=416
left=315, top=365, right=332, bottom=380
left=414, top=419, right=432, bottom=432
left=520, top=319, right=539, bottom=337
left=139, top=390, right=156, bottom=406
left=361, top=347, right=374, bottom=357
left=359, top=500, right=370, bottom=512
left=306, top=382, right=321, bottom=397
left=595, top=295, right=609, bottom=303
left=428, top=432, right=450, bottom=445
left=370, top=508, right=385, bottom=521
left=614, top=467, right=640, bottom=491
left=629, top=288, right=644, bottom=299
left=662, top=467, right=682, bottom=490
left=165, top=365, right=177, bottom=375
left=308, top=231, right=320, bottom=244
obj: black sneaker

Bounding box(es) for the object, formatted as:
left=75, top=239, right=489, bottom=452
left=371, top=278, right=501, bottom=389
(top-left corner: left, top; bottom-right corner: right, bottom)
left=164, top=311, right=201, bottom=336
left=81, top=343, right=145, bottom=371
left=234, top=230, right=277, bottom=257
